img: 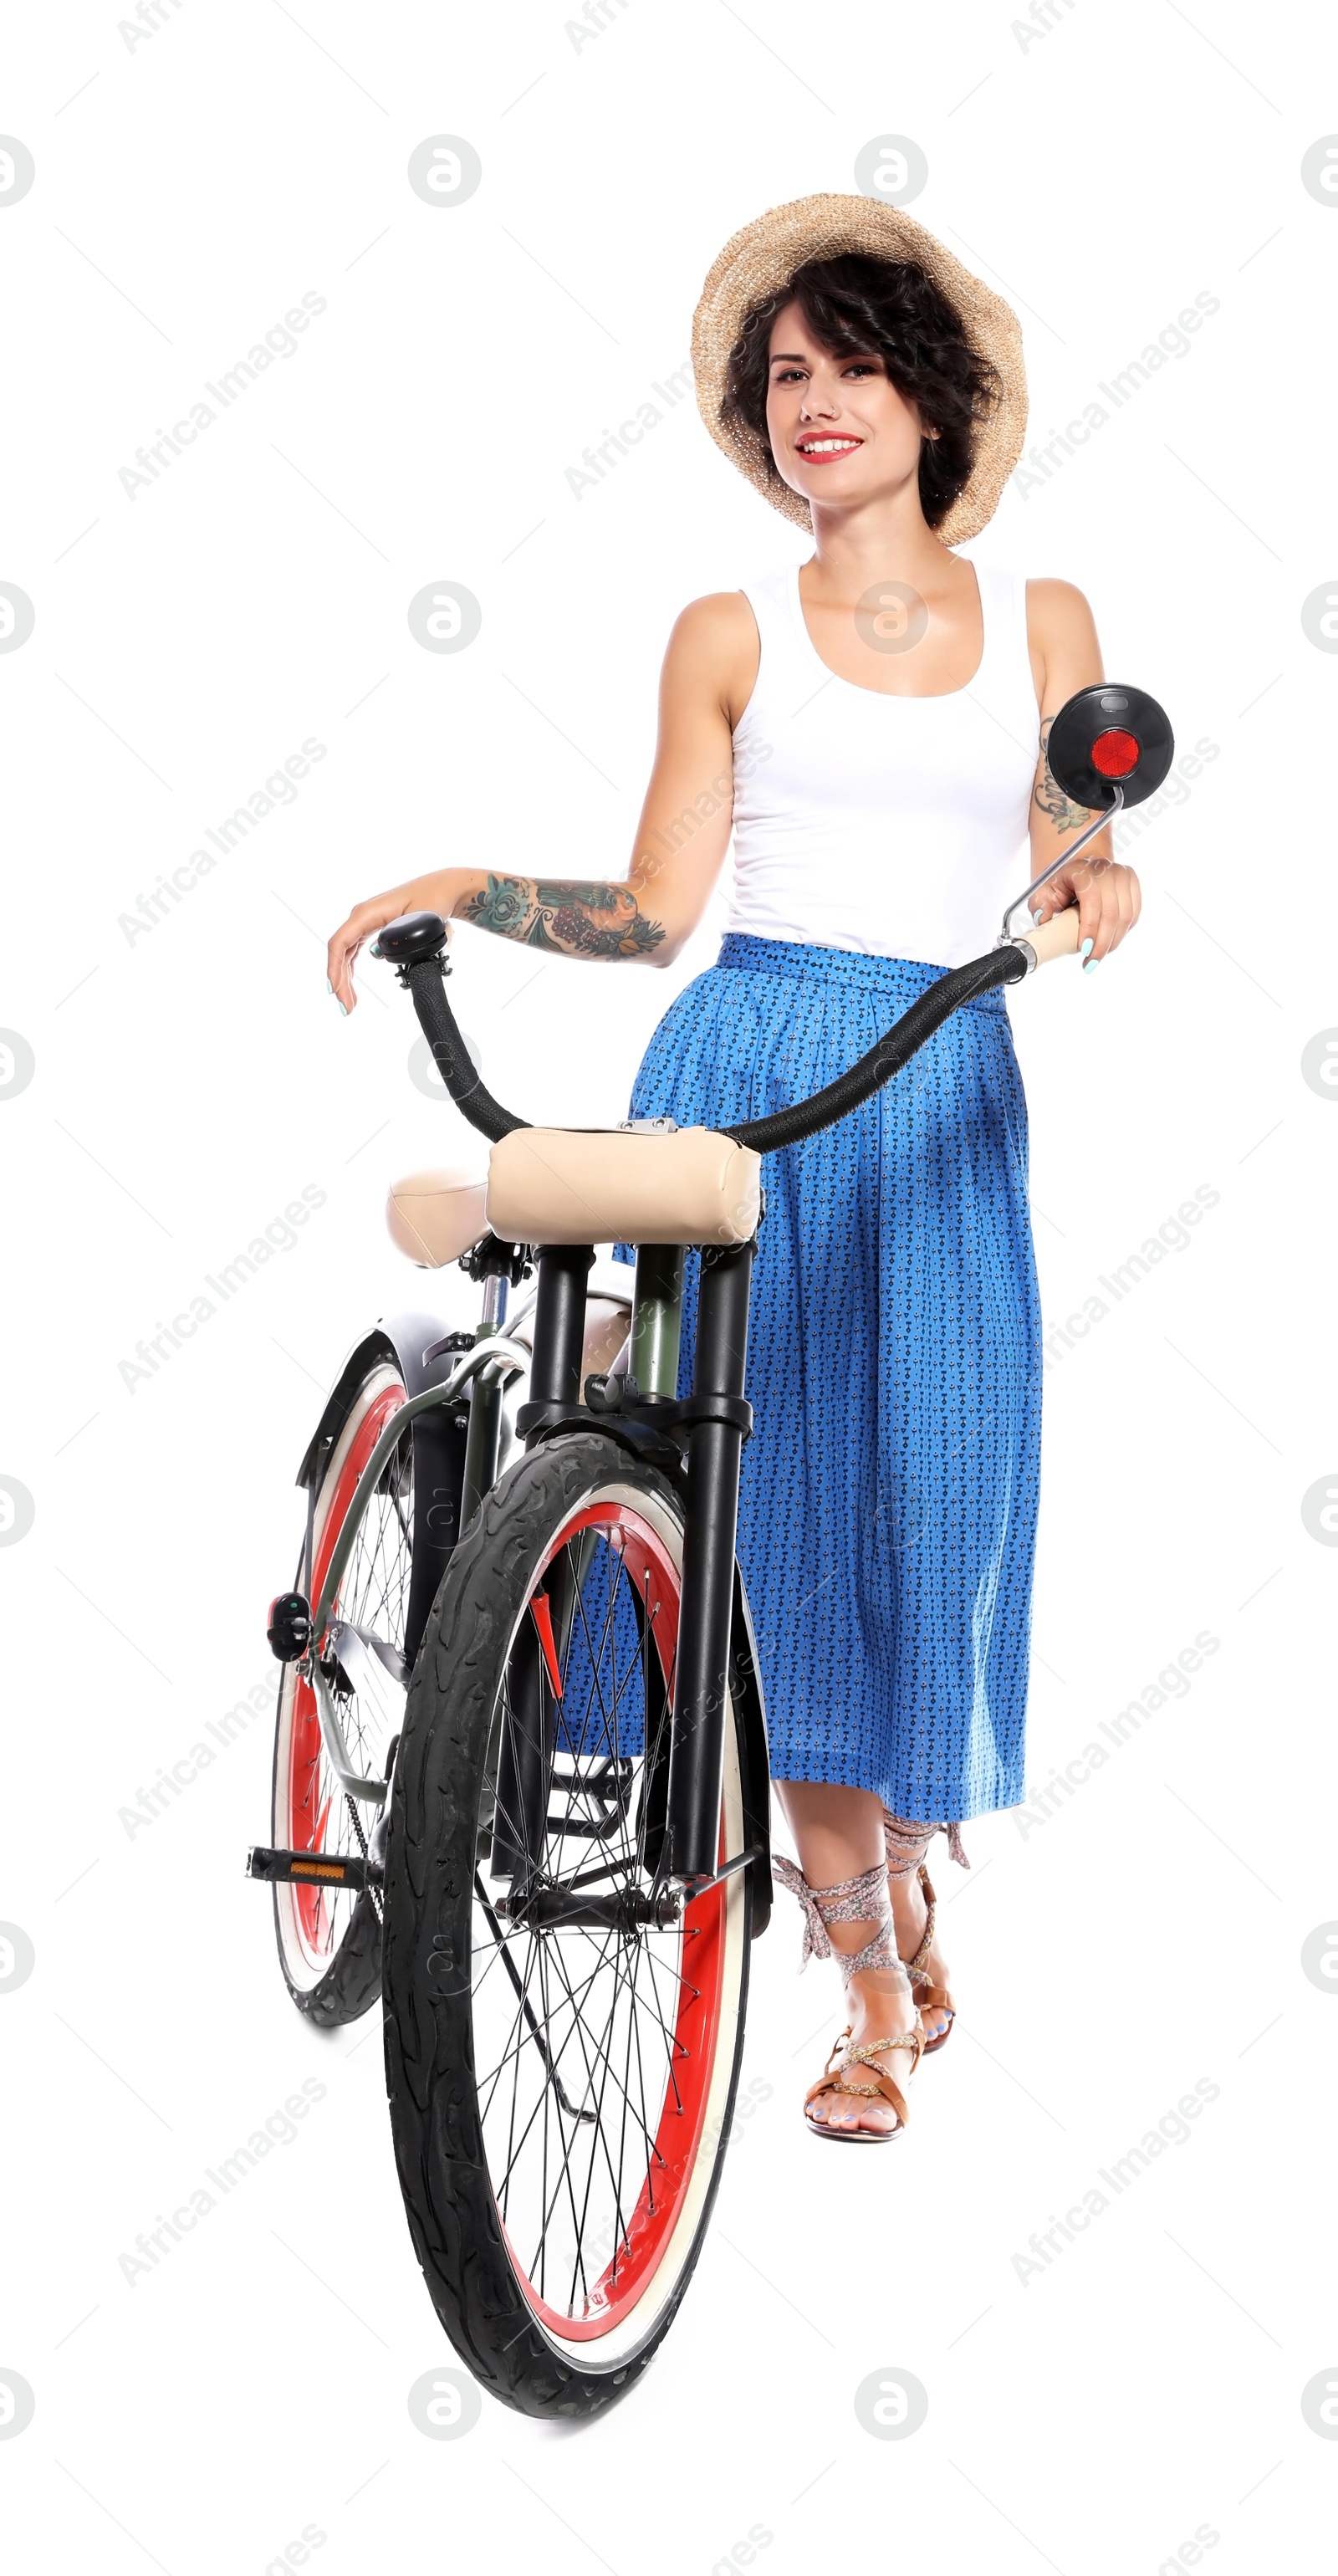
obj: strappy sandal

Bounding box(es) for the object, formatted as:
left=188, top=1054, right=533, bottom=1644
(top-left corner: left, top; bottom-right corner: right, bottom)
left=772, top=1856, right=925, bottom=2144
left=882, top=1814, right=968, bottom=2057
left=898, top=1865, right=957, bottom=2057
left=802, top=2023, right=924, bottom=2144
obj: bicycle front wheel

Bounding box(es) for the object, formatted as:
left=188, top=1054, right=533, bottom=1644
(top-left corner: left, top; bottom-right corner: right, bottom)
left=382, top=1432, right=751, bottom=2418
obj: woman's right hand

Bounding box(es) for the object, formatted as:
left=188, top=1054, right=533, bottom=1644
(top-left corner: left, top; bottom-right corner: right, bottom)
left=326, top=878, right=453, bottom=1015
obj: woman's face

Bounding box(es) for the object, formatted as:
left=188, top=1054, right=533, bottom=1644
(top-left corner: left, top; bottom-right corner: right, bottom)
left=763, top=299, right=931, bottom=514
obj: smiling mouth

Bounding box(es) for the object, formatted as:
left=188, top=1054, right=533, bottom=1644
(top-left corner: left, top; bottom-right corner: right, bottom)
left=795, top=436, right=863, bottom=458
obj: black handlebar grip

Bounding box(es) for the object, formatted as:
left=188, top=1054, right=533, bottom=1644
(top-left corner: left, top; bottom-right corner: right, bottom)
left=374, top=910, right=450, bottom=966
left=406, top=962, right=529, bottom=1142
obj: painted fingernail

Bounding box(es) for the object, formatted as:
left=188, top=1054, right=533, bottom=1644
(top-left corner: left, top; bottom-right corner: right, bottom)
left=1031, top=908, right=1046, bottom=927
left=324, top=977, right=332, bottom=992
left=1083, top=958, right=1099, bottom=975
left=369, top=941, right=381, bottom=958
left=1080, top=937, right=1094, bottom=958
left=337, top=999, right=348, bottom=1015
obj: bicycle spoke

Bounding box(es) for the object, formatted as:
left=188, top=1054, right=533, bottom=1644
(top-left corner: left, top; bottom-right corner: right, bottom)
left=483, top=1928, right=669, bottom=2181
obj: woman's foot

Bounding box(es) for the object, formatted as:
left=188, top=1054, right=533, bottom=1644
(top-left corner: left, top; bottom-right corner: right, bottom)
left=804, top=1966, right=923, bottom=2137
left=889, top=1866, right=953, bottom=2045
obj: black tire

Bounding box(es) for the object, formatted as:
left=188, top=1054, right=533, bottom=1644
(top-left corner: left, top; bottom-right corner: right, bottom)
left=382, top=1432, right=752, bottom=2419
left=270, top=1356, right=415, bottom=2026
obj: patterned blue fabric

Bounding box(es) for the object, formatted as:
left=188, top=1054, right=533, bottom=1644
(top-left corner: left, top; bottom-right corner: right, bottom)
left=615, top=933, right=1041, bottom=1820
left=554, top=1538, right=646, bottom=1760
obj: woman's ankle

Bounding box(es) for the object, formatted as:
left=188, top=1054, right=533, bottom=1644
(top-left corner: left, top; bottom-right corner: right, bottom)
left=843, top=1963, right=917, bottom=2025
left=887, top=1873, right=928, bottom=1939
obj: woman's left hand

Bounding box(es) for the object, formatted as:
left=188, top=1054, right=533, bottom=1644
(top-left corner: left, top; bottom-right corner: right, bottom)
left=1029, top=856, right=1141, bottom=964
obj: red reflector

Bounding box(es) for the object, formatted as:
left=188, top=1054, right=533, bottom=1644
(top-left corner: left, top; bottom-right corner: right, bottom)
left=529, top=1592, right=564, bottom=1699
left=1090, top=727, right=1140, bottom=779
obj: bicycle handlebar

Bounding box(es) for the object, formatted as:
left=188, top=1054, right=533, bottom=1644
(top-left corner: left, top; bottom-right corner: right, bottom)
left=376, top=910, right=1058, bottom=1166
left=724, top=943, right=1027, bottom=1155
left=396, top=940, right=530, bottom=1143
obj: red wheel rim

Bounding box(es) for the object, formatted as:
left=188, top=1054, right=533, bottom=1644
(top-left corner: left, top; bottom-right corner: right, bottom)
left=286, top=1379, right=406, bottom=1961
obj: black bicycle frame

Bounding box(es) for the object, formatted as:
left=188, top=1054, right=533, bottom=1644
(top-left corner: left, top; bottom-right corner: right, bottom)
left=508, top=1232, right=753, bottom=1883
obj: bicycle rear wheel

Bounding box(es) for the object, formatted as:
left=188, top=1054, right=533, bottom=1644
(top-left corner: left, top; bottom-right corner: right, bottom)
left=270, top=1357, right=412, bottom=2023
left=382, top=1432, right=750, bottom=2417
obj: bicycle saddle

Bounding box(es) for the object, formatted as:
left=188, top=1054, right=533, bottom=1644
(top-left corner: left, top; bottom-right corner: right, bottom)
left=386, top=1163, right=488, bottom=1267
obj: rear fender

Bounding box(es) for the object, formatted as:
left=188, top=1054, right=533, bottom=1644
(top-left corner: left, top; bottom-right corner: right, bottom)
left=295, top=1311, right=467, bottom=1669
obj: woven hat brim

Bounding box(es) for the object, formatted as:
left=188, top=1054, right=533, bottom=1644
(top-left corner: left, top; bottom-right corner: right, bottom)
left=691, top=193, right=1028, bottom=544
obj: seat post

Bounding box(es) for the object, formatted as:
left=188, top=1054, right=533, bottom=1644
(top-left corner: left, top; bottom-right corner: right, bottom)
left=630, top=1244, right=685, bottom=1400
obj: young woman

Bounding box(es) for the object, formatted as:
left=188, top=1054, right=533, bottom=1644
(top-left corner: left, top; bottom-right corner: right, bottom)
left=327, top=195, right=1141, bottom=2143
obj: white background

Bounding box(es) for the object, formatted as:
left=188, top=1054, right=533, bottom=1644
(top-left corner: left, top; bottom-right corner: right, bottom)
left=2, top=3, right=1335, bottom=2570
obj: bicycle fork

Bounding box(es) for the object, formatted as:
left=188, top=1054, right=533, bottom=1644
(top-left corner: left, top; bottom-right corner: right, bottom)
left=662, top=1239, right=755, bottom=1882
left=518, top=1234, right=756, bottom=1891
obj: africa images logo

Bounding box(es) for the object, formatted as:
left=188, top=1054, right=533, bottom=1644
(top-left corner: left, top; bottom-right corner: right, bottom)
left=115, top=292, right=328, bottom=501
left=1010, top=292, right=1220, bottom=500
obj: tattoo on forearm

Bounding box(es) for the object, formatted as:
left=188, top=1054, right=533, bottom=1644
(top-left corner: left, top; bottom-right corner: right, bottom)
left=458, top=873, right=666, bottom=959
left=1034, top=715, right=1101, bottom=836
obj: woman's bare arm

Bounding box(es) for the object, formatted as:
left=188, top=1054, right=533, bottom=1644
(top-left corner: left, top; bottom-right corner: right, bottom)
left=326, top=592, right=758, bottom=1010
left=1024, top=578, right=1141, bottom=963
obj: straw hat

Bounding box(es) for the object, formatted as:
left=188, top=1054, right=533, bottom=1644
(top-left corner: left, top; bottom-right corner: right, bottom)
left=691, top=192, right=1028, bottom=544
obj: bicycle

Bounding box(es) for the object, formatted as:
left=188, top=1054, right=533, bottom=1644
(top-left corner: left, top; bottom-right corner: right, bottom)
left=248, top=680, right=1172, bottom=2415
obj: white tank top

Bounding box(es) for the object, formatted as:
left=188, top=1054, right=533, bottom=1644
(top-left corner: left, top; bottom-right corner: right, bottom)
left=726, top=562, right=1040, bottom=970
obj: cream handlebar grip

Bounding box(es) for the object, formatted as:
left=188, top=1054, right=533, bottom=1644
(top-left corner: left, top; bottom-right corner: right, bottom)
left=1018, top=907, right=1083, bottom=968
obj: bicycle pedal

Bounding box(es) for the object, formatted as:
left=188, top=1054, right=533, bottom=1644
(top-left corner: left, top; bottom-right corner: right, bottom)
left=267, top=1591, right=313, bottom=1662
left=246, top=1845, right=375, bottom=1892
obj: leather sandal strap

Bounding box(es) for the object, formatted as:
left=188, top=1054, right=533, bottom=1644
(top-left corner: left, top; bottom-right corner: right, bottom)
left=804, top=2059, right=912, bottom=2129
left=821, top=2024, right=913, bottom=2074
left=901, top=1863, right=937, bottom=1982
left=837, top=2027, right=925, bottom=2080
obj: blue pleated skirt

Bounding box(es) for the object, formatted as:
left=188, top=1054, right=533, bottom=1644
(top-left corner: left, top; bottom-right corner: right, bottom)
left=616, top=933, right=1042, bottom=1820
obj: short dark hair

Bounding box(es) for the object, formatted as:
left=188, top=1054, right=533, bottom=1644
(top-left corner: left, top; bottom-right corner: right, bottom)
left=722, top=253, right=1001, bottom=528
